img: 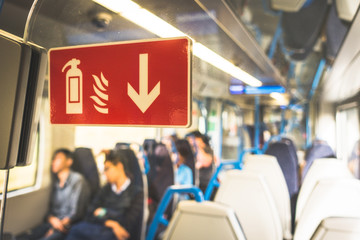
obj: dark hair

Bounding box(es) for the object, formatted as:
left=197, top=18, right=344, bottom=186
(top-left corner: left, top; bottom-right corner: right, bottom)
left=186, top=130, right=202, bottom=138
left=185, top=131, right=210, bottom=147
left=52, top=148, right=73, bottom=161
left=143, top=139, right=157, bottom=156
left=175, top=139, right=193, bottom=159
left=105, top=149, right=135, bottom=179
left=201, top=135, right=210, bottom=147
left=170, top=134, right=178, bottom=142
left=175, top=139, right=195, bottom=183
left=115, top=142, right=131, bottom=149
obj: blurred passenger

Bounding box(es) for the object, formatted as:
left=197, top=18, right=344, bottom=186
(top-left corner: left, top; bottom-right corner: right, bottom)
left=18, top=149, right=90, bottom=240
left=187, top=131, right=215, bottom=193
left=348, top=140, right=360, bottom=178
left=66, top=149, right=143, bottom=240
left=174, top=139, right=194, bottom=186
left=172, top=139, right=195, bottom=202
left=161, top=134, right=178, bottom=160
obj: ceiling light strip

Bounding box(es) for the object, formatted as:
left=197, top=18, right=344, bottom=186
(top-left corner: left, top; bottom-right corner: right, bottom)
left=94, top=0, right=262, bottom=87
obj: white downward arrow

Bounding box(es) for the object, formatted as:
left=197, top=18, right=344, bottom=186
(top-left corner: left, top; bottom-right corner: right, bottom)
left=128, top=53, right=160, bottom=113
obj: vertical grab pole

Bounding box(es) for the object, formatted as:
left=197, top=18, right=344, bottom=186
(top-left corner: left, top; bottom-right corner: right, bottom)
left=0, top=0, right=4, bottom=15
left=305, top=59, right=326, bottom=148
left=268, top=14, right=282, bottom=60
left=254, top=96, right=261, bottom=154
left=237, top=126, right=245, bottom=161
left=194, top=99, right=208, bottom=135
left=305, top=103, right=311, bottom=149
left=219, top=102, right=224, bottom=162
left=280, top=107, right=286, bottom=135
left=204, top=97, right=211, bottom=135
left=308, top=59, right=326, bottom=100
left=0, top=169, right=10, bottom=239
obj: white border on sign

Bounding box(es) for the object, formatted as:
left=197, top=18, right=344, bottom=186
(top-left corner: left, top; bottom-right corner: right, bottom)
left=48, top=37, right=192, bottom=128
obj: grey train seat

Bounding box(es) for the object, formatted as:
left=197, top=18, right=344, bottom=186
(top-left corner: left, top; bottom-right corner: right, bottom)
left=72, top=147, right=100, bottom=197
left=265, top=139, right=299, bottom=198
left=146, top=143, right=174, bottom=226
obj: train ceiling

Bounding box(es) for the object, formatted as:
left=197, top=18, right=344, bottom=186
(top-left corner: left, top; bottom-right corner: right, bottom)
left=0, top=0, right=358, bottom=106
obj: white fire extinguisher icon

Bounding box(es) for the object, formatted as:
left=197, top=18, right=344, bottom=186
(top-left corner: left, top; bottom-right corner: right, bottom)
left=62, top=58, right=83, bottom=114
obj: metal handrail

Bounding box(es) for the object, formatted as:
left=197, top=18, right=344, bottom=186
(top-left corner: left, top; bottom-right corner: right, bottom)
left=146, top=185, right=204, bottom=240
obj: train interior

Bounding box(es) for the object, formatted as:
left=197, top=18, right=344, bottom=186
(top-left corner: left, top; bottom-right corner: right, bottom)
left=1, top=0, right=360, bottom=239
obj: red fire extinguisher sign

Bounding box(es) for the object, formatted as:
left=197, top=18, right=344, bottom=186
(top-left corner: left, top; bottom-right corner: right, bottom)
left=49, top=37, right=192, bottom=127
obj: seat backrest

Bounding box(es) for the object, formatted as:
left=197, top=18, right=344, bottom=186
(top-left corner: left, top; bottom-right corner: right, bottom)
left=215, top=170, right=283, bottom=240
left=146, top=144, right=174, bottom=225
left=265, top=140, right=299, bottom=197
left=311, top=217, right=360, bottom=240
left=281, top=138, right=299, bottom=165
left=294, top=178, right=360, bottom=240
left=147, top=144, right=174, bottom=202
left=163, top=200, right=246, bottom=240
left=296, top=158, right=353, bottom=223
left=72, top=147, right=100, bottom=198
left=302, top=141, right=335, bottom=181
left=244, top=154, right=292, bottom=239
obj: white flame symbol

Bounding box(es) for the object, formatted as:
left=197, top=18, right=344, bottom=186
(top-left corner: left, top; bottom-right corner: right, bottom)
left=90, top=72, right=109, bottom=114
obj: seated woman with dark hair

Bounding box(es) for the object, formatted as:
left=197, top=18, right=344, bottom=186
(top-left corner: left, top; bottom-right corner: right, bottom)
left=174, top=139, right=194, bottom=186
left=66, top=149, right=143, bottom=240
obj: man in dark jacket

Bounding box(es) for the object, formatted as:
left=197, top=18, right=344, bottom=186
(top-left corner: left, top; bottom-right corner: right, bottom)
left=66, top=149, right=143, bottom=240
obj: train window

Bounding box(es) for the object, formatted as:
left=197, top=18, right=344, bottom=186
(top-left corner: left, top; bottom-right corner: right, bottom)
left=0, top=131, right=39, bottom=193
left=336, top=103, right=360, bottom=178
left=263, top=106, right=282, bottom=135
left=222, top=105, right=241, bottom=160
left=75, top=126, right=158, bottom=154
left=191, top=101, right=206, bottom=135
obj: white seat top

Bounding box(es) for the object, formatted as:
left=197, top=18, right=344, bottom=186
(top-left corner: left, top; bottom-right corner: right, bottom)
left=294, top=178, right=360, bottom=240
left=163, top=200, right=246, bottom=240
left=215, top=170, right=283, bottom=240
left=244, top=154, right=292, bottom=239
left=311, top=217, right=360, bottom=240
left=296, top=158, right=353, bottom=223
